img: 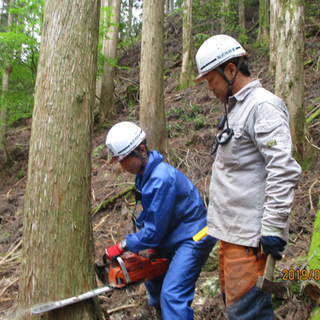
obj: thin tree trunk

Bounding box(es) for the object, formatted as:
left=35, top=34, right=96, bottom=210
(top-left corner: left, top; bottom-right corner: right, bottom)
left=18, top=0, right=102, bottom=319
left=179, top=0, right=195, bottom=89
left=128, top=0, right=133, bottom=39
left=220, top=0, right=230, bottom=34
left=238, top=0, right=246, bottom=42
left=99, top=0, right=121, bottom=126
left=275, top=0, right=305, bottom=160
left=0, top=0, right=14, bottom=165
left=165, top=0, right=169, bottom=15
left=140, top=0, right=171, bottom=162
left=257, top=0, right=270, bottom=46
left=268, top=0, right=276, bottom=75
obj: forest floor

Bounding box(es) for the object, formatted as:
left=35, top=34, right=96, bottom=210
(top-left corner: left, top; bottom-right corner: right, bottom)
left=1, top=12, right=320, bottom=320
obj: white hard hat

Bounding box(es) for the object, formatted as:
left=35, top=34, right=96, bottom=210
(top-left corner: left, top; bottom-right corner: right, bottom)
left=194, top=35, right=248, bottom=83
left=106, top=121, right=146, bottom=163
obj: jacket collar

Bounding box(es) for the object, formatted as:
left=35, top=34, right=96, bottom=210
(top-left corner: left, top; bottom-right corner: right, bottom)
left=228, top=79, right=262, bottom=111
left=135, top=150, right=164, bottom=189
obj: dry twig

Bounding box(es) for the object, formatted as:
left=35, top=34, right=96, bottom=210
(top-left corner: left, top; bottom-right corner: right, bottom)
left=300, top=249, right=318, bottom=272
left=0, top=278, right=19, bottom=297
left=93, top=214, right=110, bottom=232
left=308, top=179, right=318, bottom=210
left=0, top=239, right=22, bottom=266
left=107, top=303, right=136, bottom=314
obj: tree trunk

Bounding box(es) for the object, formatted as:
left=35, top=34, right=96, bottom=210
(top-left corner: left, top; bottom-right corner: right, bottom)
left=170, top=0, right=174, bottom=13
left=165, top=0, right=169, bottom=15
left=99, top=0, right=121, bottom=126
left=0, top=0, right=14, bottom=165
left=179, top=0, right=195, bottom=89
left=257, top=0, right=270, bottom=46
left=140, top=0, right=171, bottom=162
left=274, top=0, right=305, bottom=160
left=18, top=0, right=102, bottom=319
left=238, top=0, right=246, bottom=43
left=220, top=0, right=230, bottom=34
left=127, top=0, right=133, bottom=39
left=268, top=0, right=276, bottom=75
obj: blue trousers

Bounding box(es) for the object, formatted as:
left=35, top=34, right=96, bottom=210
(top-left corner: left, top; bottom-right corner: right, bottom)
left=145, top=241, right=214, bottom=320
left=226, top=286, right=274, bottom=320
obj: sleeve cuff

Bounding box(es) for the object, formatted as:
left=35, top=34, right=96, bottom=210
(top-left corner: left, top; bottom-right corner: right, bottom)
left=260, top=224, right=285, bottom=239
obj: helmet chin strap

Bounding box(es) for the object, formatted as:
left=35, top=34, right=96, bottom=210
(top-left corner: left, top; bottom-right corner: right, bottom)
left=133, top=146, right=150, bottom=173
left=215, top=56, right=244, bottom=104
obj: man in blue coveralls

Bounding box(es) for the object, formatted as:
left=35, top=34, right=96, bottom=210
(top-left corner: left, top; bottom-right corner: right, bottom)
left=104, top=121, right=217, bottom=320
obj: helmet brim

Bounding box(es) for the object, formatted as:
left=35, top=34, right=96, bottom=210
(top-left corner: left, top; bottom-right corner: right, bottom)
left=194, top=72, right=207, bottom=83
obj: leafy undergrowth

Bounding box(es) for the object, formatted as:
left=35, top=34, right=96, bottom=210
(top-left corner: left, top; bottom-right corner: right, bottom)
left=1, top=12, right=320, bottom=320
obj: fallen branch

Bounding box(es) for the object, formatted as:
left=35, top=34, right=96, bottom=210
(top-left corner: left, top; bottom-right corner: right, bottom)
left=0, top=252, right=21, bottom=267
left=305, top=135, right=320, bottom=152
left=309, top=179, right=318, bottom=211
left=0, top=239, right=22, bottom=266
left=306, top=103, right=320, bottom=117
left=306, top=109, right=320, bottom=124
left=0, top=277, right=19, bottom=297
left=107, top=304, right=136, bottom=314
left=92, top=186, right=134, bottom=215
left=93, top=213, right=110, bottom=232
left=300, top=249, right=318, bottom=272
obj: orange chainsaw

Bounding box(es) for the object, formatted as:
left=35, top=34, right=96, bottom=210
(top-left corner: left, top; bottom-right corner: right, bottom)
left=31, top=252, right=170, bottom=314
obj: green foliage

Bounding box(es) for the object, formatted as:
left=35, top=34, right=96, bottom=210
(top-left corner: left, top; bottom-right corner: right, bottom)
left=194, top=33, right=210, bottom=51
left=0, top=229, right=10, bottom=243
left=0, top=0, right=43, bottom=126
left=119, top=0, right=142, bottom=41
left=97, top=6, right=118, bottom=76
left=97, top=5, right=132, bottom=77
left=202, top=244, right=219, bottom=272
left=202, top=276, right=220, bottom=298
left=237, top=28, right=248, bottom=47
left=308, top=199, right=320, bottom=272
left=311, top=306, right=320, bottom=320
left=305, top=0, right=320, bottom=25
left=93, top=145, right=105, bottom=157
left=16, top=170, right=25, bottom=181
left=166, top=103, right=210, bottom=137
left=193, top=0, right=240, bottom=35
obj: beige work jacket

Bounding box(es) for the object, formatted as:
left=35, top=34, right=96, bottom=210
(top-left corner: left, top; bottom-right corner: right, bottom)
left=207, top=80, right=302, bottom=247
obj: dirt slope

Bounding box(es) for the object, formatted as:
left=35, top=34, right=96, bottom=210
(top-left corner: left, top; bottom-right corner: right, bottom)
left=1, top=11, right=320, bottom=320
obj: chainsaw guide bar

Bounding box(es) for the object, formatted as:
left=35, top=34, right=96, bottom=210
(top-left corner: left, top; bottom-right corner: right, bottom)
left=30, top=252, right=170, bottom=314
left=31, top=286, right=114, bottom=314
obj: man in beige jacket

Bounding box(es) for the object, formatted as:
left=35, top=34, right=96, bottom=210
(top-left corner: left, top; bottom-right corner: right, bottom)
left=194, top=34, right=302, bottom=319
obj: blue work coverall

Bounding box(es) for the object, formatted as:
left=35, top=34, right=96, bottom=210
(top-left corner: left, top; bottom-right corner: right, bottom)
left=126, top=150, right=217, bottom=320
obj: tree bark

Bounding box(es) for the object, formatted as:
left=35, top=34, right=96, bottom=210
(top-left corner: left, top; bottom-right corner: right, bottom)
left=268, top=0, right=276, bottom=75
left=0, top=0, right=14, bottom=165
left=238, top=0, right=246, bottom=43
left=220, top=0, right=230, bottom=34
left=179, top=0, right=195, bottom=89
left=99, top=0, right=121, bottom=126
left=127, top=0, right=133, bottom=39
left=140, top=0, right=171, bottom=162
left=274, top=0, right=305, bottom=160
left=170, top=0, right=174, bottom=13
left=18, top=0, right=102, bottom=319
left=257, top=0, right=270, bottom=46
left=165, top=0, right=169, bottom=15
